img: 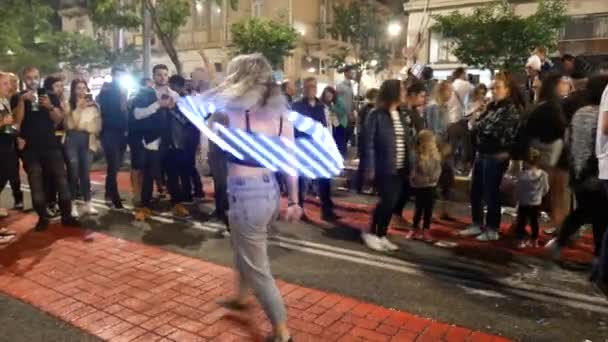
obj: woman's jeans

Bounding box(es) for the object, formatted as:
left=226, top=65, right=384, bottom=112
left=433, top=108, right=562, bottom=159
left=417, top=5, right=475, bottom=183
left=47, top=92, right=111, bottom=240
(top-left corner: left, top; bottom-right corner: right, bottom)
left=333, top=125, right=347, bottom=156
left=372, top=168, right=408, bottom=237
left=227, top=174, right=285, bottom=325
left=66, top=131, right=92, bottom=201
left=470, top=156, right=509, bottom=231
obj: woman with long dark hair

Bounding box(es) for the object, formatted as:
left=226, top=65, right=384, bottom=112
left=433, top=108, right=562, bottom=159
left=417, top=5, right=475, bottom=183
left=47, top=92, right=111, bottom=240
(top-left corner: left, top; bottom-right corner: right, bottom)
left=459, top=71, right=525, bottom=241
left=525, top=72, right=571, bottom=235
left=322, top=86, right=348, bottom=155
left=207, top=54, right=302, bottom=342
left=362, top=79, right=407, bottom=251
left=65, top=79, right=101, bottom=215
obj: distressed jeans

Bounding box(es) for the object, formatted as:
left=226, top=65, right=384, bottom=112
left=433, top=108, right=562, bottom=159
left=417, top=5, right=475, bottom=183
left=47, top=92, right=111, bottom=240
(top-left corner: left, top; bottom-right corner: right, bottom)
left=227, top=174, right=285, bottom=325
left=65, top=130, right=92, bottom=201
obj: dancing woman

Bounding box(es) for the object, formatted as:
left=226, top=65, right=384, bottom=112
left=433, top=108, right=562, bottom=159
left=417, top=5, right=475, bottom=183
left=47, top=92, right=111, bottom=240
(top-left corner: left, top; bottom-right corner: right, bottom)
left=205, top=54, right=302, bottom=342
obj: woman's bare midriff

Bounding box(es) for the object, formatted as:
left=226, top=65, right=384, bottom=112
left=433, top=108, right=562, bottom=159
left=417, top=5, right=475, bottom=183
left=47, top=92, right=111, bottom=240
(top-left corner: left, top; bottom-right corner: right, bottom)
left=228, top=163, right=274, bottom=178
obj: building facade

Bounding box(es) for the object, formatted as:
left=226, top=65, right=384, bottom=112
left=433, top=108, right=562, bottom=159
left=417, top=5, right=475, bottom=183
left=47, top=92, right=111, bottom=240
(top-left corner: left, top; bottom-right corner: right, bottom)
left=60, top=0, right=403, bottom=89
left=403, top=0, right=608, bottom=82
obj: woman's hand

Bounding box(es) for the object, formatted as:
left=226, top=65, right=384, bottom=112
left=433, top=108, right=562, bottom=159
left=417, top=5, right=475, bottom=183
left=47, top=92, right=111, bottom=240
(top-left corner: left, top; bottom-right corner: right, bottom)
left=284, top=204, right=303, bottom=222
left=1, top=114, right=13, bottom=126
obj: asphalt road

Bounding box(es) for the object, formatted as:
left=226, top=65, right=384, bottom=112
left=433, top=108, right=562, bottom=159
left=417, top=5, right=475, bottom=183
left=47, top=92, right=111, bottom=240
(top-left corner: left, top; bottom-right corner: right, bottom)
left=2, top=183, right=608, bottom=342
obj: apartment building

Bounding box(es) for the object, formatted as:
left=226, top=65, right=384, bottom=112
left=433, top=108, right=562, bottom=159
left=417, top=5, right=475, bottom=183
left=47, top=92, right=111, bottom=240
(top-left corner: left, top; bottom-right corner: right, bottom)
left=402, top=0, right=608, bottom=81
left=59, top=0, right=402, bottom=87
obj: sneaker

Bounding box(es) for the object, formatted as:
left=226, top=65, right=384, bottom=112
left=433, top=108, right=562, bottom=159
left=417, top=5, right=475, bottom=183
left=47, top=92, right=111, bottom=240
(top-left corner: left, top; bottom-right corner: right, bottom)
left=527, top=239, right=540, bottom=248
left=62, top=217, right=81, bottom=227
left=172, top=204, right=190, bottom=218
left=458, top=225, right=482, bottom=237
left=362, top=233, right=386, bottom=252
left=515, top=239, right=527, bottom=249
left=476, top=230, right=499, bottom=241
left=405, top=230, right=417, bottom=240
left=13, top=201, right=24, bottom=211
left=422, top=230, right=434, bottom=243
left=543, top=227, right=557, bottom=235
left=71, top=205, right=79, bottom=218
left=84, top=202, right=99, bottom=215
left=379, top=237, right=399, bottom=251
left=544, top=238, right=561, bottom=260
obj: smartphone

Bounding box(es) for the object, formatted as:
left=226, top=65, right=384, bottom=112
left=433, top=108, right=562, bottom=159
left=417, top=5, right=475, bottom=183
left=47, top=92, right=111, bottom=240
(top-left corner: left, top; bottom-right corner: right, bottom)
left=37, top=88, right=47, bottom=97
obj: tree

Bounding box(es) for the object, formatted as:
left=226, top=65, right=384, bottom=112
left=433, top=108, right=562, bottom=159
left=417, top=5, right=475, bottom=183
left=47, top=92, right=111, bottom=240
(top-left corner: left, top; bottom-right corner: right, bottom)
left=0, top=0, right=118, bottom=73
left=432, top=0, right=568, bottom=73
left=230, top=18, right=299, bottom=69
left=328, top=0, right=391, bottom=80
left=86, top=0, right=238, bottom=75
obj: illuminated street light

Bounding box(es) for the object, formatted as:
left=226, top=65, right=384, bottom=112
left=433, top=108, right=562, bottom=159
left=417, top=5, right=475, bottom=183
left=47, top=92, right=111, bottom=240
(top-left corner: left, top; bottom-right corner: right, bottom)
left=387, top=22, right=402, bottom=37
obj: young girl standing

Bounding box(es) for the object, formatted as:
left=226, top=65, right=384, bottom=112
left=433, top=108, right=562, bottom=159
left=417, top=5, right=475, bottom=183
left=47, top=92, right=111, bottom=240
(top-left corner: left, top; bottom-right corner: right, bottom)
left=515, top=148, right=550, bottom=248
left=409, top=130, right=442, bottom=241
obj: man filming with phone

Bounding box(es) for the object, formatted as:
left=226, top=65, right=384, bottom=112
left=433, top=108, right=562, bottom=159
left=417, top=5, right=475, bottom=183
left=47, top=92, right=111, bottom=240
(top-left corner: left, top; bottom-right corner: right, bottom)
left=10, top=66, right=79, bottom=231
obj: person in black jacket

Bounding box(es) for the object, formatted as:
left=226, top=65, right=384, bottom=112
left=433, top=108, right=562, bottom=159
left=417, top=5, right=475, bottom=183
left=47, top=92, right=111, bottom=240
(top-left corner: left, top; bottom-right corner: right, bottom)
left=354, top=88, right=378, bottom=193
left=170, top=74, right=204, bottom=201
left=391, top=82, right=427, bottom=228
left=10, top=67, right=79, bottom=231
left=292, top=77, right=338, bottom=221
left=97, top=65, right=129, bottom=209
left=133, top=64, right=190, bottom=220
left=362, top=79, right=409, bottom=252
left=525, top=73, right=571, bottom=235
left=460, top=71, right=525, bottom=241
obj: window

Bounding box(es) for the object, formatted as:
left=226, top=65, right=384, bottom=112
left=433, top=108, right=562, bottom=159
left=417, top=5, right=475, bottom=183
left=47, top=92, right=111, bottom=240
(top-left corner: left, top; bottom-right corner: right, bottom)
left=428, top=31, right=458, bottom=64
left=252, top=0, right=263, bottom=18
left=75, top=18, right=86, bottom=33
left=193, top=0, right=207, bottom=29
left=561, top=15, right=608, bottom=40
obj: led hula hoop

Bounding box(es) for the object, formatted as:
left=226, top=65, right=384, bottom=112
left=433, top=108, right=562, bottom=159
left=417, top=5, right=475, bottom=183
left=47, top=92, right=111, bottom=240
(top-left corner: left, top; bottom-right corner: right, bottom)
left=178, top=96, right=344, bottom=179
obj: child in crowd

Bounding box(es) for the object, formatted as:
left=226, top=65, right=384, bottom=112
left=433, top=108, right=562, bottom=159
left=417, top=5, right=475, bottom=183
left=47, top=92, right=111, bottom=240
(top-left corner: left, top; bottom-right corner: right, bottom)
left=408, top=130, right=442, bottom=241
left=515, top=148, right=550, bottom=248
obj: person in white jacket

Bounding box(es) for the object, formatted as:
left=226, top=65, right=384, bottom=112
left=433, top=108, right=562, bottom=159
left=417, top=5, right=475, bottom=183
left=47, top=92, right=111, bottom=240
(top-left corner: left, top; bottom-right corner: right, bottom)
left=65, top=79, right=102, bottom=215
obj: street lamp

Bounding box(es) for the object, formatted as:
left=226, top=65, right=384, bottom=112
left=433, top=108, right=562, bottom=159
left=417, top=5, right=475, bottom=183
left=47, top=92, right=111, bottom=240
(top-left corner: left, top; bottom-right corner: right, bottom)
left=387, top=22, right=402, bottom=37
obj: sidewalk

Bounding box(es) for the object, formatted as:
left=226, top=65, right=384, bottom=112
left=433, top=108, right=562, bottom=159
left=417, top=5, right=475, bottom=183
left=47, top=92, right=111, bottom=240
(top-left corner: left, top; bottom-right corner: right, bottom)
left=0, top=212, right=512, bottom=342
left=90, top=171, right=595, bottom=266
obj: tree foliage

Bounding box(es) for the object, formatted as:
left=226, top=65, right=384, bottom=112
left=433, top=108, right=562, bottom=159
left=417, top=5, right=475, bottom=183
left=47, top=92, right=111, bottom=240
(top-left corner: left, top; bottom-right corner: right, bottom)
left=0, top=0, right=119, bottom=73
left=328, top=0, right=391, bottom=75
left=230, top=18, right=299, bottom=68
left=86, top=0, right=191, bottom=74
left=432, top=0, right=567, bottom=72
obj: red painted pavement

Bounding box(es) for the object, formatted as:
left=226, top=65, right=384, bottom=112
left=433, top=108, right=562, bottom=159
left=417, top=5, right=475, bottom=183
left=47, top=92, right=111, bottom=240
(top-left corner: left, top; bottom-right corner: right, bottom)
left=90, top=171, right=594, bottom=265
left=0, top=212, right=512, bottom=341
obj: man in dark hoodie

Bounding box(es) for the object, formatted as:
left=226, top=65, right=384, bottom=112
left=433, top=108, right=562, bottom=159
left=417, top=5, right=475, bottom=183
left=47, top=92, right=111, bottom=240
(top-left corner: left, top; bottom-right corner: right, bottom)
left=97, top=65, right=129, bottom=209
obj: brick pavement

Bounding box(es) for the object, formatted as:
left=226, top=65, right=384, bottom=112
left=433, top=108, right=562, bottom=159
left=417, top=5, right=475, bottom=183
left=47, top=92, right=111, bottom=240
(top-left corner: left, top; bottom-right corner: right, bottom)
left=0, top=212, right=512, bottom=342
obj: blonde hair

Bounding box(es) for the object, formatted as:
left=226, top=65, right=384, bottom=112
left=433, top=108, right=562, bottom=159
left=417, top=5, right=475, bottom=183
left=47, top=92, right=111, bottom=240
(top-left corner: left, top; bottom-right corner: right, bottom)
left=416, top=129, right=441, bottom=162
left=202, top=53, right=286, bottom=117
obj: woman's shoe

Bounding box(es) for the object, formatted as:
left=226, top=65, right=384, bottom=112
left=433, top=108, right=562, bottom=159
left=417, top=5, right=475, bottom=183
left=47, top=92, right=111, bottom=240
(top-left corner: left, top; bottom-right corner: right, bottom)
left=476, top=230, right=499, bottom=241
left=362, top=233, right=386, bottom=252
left=217, top=299, right=250, bottom=311
left=379, top=237, right=399, bottom=251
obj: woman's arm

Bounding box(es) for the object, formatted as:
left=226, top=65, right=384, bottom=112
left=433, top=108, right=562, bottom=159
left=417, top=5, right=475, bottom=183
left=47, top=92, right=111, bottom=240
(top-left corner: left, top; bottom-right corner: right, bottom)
left=281, top=119, right=300, bottom=206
